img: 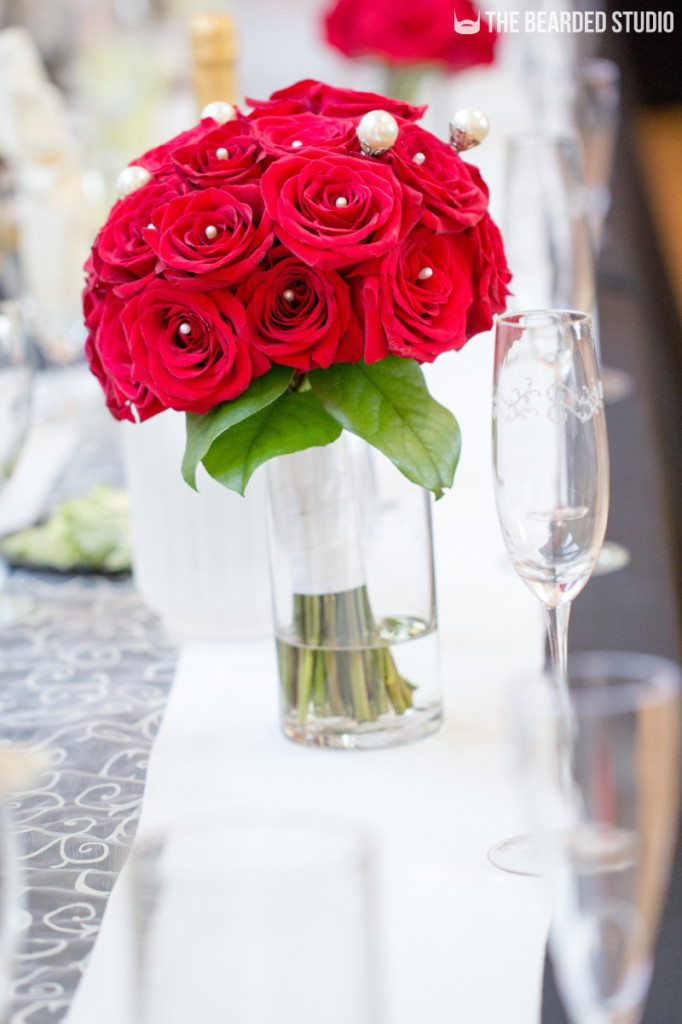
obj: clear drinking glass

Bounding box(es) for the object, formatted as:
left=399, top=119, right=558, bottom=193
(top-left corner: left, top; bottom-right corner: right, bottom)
left=0, top=302, right=32, bottom=491
left=490, top=310, right=609, bottom=871
left=128, top=814, right=380, bottom=1024
left=572, top=58, right=621, bottom=251
left=517, top=652, right=682, bottom=1024
left=0, top=300, right=34, bottom=620
left=504, top=131, right=596, bottom=320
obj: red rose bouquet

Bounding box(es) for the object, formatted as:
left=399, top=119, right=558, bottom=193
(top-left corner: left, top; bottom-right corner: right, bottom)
left=85, top=79, right=509, bottom=496
left=84, top=80, right=509, bottom=734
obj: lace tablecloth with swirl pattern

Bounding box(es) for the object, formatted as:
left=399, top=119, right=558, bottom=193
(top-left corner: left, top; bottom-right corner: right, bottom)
left=0, top=576, right=176, bottom=1024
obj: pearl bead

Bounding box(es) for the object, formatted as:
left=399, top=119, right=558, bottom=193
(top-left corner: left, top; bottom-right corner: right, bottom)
left=291, top=140, right=303, bottom=149
left=116, top=165, right=152, bottom=199
left=335, top=196, right=348, bottom=208
left=205, top=224, right=218, bottom=240
left=178, top=322, right=191, bottom=336
left=201, top=101, right=236, bottom=124
left=418, top=267, right=433, bottom=280
left=146, top=223, right=155, bottom=230
left=413, top=152, right=426, bottom=165
left=449, top=108, right=490, bottom=153
left=356, top=110, right=399, bottom=157
left=283, top=289, right=296, bottom=302
left=216, top=147, right=229, bottom=160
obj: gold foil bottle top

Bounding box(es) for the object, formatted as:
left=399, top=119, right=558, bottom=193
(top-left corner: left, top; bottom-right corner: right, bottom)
left=189, top=13, right=237, bottom=111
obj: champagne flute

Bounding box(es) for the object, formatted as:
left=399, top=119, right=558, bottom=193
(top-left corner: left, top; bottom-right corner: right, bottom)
left=518, top=652, right=682, bottom=1024
left=489, top=310, right=609, bottom=873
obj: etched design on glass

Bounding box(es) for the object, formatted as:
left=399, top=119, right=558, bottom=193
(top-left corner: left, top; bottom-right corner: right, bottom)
left=494, top=380, right=604, bottom=424
left=492, top=377, right=542, bottom=421
left=547, top=382, right=605, bottom=424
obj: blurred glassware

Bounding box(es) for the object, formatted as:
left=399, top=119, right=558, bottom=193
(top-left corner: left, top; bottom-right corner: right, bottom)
left=0, top=26, right=104, bottom=366
left=127, top=814, right=380, bottom=1024
left=0, top=748, right=48, bottom=1017
left=503, top=131, right=630, bottom=575
left=0, top=300, right=35, bottom=619
left=0, top=157, right=22, bottom=303
left=503, top=130, right=595, bottom=318
left=521, top=0, right=576, bottom=132
left=570, top=58, right=634, bottom=412
left=516, top=652, right=682, bottom=1024
left=572, top=58, right=620, bottom=253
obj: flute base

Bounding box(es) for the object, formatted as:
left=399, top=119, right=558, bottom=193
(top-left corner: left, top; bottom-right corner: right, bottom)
left=487, top=833, right=547, bottom=877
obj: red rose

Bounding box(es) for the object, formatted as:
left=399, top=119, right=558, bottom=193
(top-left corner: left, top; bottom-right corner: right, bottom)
left=136, top=122, right=214, bottom=179
left=120, top=283, right=269, bottom=413
left=324, top=0, right=497, bottom=70
left=388, top=123, right=488, bottom=234
left=85, top=333, right=134, bottom=422
left=250, top=112, right=358, bottom=158
left=172, top=121, right=264, bottom=189
left=85, top=289, right=164, bottom=422
left=239, top=252, right=363, bottom=371
left=354, top=229, right=474, bottom=362
left=465, top=213, right=511, bottom=336
left=147, top=185, right=273, bottom=291
left=247, top=79, right=426, bottom=123
left=92, top=180, right=183, bottom=298
left=83, top=256, right=105, bottom=332
left=261, top=152, right=422, bottom=270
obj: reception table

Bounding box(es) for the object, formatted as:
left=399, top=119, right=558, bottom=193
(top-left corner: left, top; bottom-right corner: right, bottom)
left=2, top=323, right=554, bottom=1024
left=2, top=33, right=681, bottom=1024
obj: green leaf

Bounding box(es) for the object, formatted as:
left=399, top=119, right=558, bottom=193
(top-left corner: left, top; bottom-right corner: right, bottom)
left=182, top=366, right=294, bottom=489
left=201, top=390, right=342, bottom=495
left=309, top=357, right=461, bottom=499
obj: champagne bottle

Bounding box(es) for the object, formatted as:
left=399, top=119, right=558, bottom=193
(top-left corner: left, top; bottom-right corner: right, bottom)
left=189, top=12, right=237, bottom=114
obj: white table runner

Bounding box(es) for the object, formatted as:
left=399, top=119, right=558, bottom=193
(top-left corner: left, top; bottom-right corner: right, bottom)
left=66, top=336, right=552, bottom=1024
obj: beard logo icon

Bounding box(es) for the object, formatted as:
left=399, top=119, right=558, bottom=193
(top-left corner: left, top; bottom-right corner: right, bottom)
left=453, top=11, right=481, bottom=33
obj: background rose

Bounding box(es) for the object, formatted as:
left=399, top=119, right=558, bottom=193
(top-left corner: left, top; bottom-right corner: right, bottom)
left=388, top=124, right=488, bottom=234
left=354, top=229, right=474, bottom=362
left=120, top=284, right=268, bottom=413
left=324, top=0, right=497, bottom=71
left=148, top=185, right=273, bottom=291
left=261, top=152, right=422, bottom=270
left=247, top=79, right=427, bottom=122
left=240, top=252, right=363, bottom=370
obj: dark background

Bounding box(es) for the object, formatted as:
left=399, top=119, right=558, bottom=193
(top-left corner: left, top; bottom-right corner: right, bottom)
left=542, top=13, right=682, bottom=1022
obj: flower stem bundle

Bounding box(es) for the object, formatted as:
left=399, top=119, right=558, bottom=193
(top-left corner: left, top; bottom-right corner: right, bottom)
left=277, top=586, right=416, bottom=727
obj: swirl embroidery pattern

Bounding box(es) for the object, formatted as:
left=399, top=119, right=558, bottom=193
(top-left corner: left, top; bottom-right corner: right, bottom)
left=0, top=576, right=177, bottom=1024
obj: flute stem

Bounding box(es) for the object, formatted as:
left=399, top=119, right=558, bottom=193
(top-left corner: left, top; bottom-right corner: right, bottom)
left=545, top=602, right=571, bottom=691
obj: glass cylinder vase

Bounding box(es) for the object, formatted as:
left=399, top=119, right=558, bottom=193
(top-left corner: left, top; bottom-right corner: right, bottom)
left=266, top=433, right=441, bottom=750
